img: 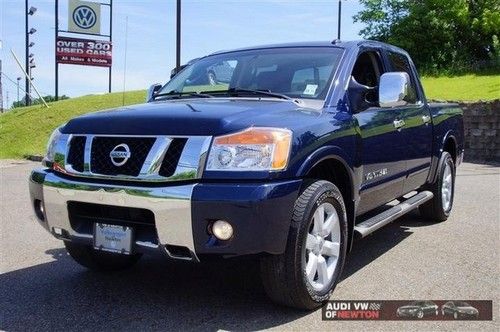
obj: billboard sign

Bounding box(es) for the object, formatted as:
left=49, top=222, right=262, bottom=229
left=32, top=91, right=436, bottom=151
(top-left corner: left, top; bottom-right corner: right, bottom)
left=68, top=0, right=101, bottom=35
left=56, top=36, right=112, bottom=67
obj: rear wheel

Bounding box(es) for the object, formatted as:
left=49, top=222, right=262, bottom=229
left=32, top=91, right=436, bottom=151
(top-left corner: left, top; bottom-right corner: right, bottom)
left=419, top=151, right=455, bottom=221
left=64, top=241, right=142, bottom=271
left=260, top=180, right=348, bottom=309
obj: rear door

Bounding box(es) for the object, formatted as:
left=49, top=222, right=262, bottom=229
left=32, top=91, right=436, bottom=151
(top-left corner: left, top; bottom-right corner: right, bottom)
left=385, top=51, right=433, bottom=193
left=351, top=50, right=407, bottom=215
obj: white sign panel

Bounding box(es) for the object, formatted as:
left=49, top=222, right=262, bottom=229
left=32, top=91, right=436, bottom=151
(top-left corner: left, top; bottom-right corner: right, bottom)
left=68, top=0, right=101, bottom=35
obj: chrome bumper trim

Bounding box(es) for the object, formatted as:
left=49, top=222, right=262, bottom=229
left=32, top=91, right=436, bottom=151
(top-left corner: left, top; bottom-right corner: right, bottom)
left=29, top=170, right=198, bottom=260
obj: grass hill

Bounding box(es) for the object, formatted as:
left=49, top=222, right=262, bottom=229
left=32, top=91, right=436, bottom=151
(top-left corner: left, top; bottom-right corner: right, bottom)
left=0, top=74, right=498, bottom=159
left=0, top=90, right=145, bottom=159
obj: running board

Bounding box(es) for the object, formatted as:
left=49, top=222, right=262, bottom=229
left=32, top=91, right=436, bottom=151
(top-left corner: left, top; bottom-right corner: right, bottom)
left=354, top=191, right=434, bottom=238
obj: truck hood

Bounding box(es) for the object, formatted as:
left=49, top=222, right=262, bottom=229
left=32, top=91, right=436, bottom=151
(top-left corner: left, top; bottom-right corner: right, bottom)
left=62, top=98, right=323, bottom=136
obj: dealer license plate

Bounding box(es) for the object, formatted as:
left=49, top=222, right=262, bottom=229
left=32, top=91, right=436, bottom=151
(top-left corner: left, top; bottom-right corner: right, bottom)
left=94, top=223, right=133, bottom=254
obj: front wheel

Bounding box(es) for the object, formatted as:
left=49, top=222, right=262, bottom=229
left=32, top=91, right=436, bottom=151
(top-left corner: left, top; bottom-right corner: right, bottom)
left=417, top=310, right=424, bottom=319
left=64, top=241, right=142, bottom=271
left=260, top=180, right=348, bottom=309
left=419, top=151, right=455, bottom=222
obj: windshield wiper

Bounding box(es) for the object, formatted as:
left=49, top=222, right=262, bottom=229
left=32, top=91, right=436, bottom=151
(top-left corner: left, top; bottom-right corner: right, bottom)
left=154, top=91, right=214, bottom=100
left=229, top=88, right=295, bottom=101
left=208, top=88, right=295, bottom=101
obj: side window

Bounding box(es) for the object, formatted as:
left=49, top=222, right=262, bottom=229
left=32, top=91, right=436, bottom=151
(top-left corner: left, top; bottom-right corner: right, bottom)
left=387, top=52, right=418, bottom=104
left=349, top=51, right=384, bottom=109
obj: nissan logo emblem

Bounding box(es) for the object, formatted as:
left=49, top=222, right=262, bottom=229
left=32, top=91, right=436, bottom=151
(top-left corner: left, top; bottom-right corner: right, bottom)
left=109, top=144, right=131, bottom=166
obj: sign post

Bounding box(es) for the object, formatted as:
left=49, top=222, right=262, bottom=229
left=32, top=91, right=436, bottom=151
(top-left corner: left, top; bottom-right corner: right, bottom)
left=55, top=0, right=113, bottom=100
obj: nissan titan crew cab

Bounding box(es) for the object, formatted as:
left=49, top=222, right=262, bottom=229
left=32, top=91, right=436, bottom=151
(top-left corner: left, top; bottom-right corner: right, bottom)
left=29, top=41, right=464, bottom=309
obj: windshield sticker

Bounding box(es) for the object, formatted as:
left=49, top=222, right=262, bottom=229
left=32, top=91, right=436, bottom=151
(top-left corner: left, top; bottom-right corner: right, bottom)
left=303, top=84, right=318, bottom=96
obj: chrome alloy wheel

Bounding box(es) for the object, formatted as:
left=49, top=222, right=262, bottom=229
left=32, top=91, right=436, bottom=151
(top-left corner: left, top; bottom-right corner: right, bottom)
left=304, top=202, right=341, bottom=291
left=442, top=163, right=453, bottom=211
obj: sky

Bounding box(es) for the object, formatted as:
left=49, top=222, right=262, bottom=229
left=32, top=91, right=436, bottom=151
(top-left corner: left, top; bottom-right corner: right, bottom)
left=0, top=0, right=365, bottom=108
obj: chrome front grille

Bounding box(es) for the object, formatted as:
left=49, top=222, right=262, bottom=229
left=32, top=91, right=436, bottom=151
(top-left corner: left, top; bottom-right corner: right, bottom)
left=90, top=136, right=156, bottom=176
left=67, top=136, right=86, bottom=172
left=57, top=134, right=211, bottom=181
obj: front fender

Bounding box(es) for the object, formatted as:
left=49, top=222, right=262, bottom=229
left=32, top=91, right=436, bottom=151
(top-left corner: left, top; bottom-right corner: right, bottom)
left=295, top=145, right=358, bottom=200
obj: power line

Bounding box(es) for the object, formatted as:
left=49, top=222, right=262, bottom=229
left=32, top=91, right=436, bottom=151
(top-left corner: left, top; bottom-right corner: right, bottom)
left=2, top=72, right=31, bottom=95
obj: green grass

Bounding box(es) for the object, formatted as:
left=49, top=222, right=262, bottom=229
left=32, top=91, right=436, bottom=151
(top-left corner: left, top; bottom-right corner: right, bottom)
left=0, top=74, right=498, bottom=159
left=421, top=74, right=499, bottom=101
left=0, top=90, right=146, bottom=159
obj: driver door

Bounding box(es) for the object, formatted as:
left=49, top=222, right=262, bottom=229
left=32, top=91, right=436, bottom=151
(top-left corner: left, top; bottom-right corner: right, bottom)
left=351, top=50, right=407, bottom=215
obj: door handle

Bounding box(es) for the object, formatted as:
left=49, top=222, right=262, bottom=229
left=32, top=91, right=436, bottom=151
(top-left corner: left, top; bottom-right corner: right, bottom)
left=393, top=119, right=406, bottom=130
left=422, top=115, right=431, bottom=124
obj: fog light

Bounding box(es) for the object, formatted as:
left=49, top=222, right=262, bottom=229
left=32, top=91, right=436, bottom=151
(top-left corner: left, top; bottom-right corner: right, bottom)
left=212, top=220, right=233, bottom=240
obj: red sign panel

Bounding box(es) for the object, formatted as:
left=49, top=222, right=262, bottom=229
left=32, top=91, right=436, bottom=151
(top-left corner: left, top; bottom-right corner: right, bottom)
left=56, top=36, right=112, bottom=67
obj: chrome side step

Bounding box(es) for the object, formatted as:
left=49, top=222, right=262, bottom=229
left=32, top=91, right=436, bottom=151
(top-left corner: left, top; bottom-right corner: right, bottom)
left=354, top=191, right=434, bottom=238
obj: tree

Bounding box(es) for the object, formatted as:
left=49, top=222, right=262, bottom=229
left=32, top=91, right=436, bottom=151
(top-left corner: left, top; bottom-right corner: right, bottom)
left=12, top=95, right=69, bottom=108
left=354, top=0, right=500, bottom=74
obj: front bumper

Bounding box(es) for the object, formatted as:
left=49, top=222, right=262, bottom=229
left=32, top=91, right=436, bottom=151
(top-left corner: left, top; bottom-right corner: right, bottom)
left=29, top=169, right=301, bottom=261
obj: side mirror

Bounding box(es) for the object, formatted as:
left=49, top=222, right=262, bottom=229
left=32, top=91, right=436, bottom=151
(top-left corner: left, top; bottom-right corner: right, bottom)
left=146, top=83, right=162, bottom=102
left=379, top=72, right=410, bottom=108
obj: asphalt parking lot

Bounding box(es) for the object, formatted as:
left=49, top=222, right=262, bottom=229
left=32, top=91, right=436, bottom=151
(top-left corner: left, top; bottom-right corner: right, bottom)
left=0, top=160, right=498, bottom=331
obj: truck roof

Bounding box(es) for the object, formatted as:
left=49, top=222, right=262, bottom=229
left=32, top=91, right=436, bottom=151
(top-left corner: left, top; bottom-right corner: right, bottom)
left=210, top=40, right=408, bottom=56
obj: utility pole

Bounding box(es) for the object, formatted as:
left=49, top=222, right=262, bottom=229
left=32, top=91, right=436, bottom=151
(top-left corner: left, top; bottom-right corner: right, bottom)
left=0, top=59, right=3, bottom=113
left=25, top=1, right=37, bottom=106
left=55, top=0, right=58, bottom=100
left=17, top=77, right=21, bottom=105
left=337, top=0, right=342, bottom=40
left=25, top=0, right=30, bottom=105
left=108, top=0, right=113, bottom=93
left=176, top=0, right=181, bottom=71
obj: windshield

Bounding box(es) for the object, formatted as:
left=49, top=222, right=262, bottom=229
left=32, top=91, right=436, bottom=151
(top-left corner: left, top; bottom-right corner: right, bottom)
left=455, top=301, right=471, bottom=307
left=158, top=47, right=343, bottom=101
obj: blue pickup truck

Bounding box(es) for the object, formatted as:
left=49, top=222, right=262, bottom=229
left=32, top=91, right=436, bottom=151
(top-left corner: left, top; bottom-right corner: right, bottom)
left=29, top=40, right=464, bottom=309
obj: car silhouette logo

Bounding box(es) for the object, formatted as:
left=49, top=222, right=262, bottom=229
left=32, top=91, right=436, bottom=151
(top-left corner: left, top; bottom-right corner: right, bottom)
left=109, top=144, right=131, bottom=167
left=73, top=5, right=97, bottom=29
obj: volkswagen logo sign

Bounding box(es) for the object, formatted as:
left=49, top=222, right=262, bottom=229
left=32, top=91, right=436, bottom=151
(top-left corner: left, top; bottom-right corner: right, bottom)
left=109, top=144, right=131, bottom=167
left=73, top=5, right=97, bottom=29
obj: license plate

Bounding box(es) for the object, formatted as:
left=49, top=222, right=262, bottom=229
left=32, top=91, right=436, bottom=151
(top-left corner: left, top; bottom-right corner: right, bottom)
left=94, top=223, right=133, bottom=254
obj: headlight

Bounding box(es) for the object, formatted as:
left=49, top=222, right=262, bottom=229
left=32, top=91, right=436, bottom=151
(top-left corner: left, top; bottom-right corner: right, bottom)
left=44, top=127, right=63, bottom=164
left=206, top=127, right=292, bottom=171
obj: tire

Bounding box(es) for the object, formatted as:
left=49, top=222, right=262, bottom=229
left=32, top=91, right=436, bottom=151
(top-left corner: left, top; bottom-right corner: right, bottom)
left=260, top=180, right=348, bottom=309
left=417, top=310, right=424, bottom=319
left=419, top=151, right=455, bottom=222
left=64, top=241, right=142, bottom=272
left=207, top=71, right=217, bottom=85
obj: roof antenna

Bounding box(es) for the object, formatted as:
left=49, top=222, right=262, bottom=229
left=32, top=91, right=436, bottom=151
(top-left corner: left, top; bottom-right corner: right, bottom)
left=331, top=39, right=341, bottom=45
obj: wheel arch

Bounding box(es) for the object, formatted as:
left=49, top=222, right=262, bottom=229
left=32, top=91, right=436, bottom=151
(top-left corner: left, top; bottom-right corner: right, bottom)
left=296, top=147, right=357, bottom=252
left=428, top=131, right=458, bottom=184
